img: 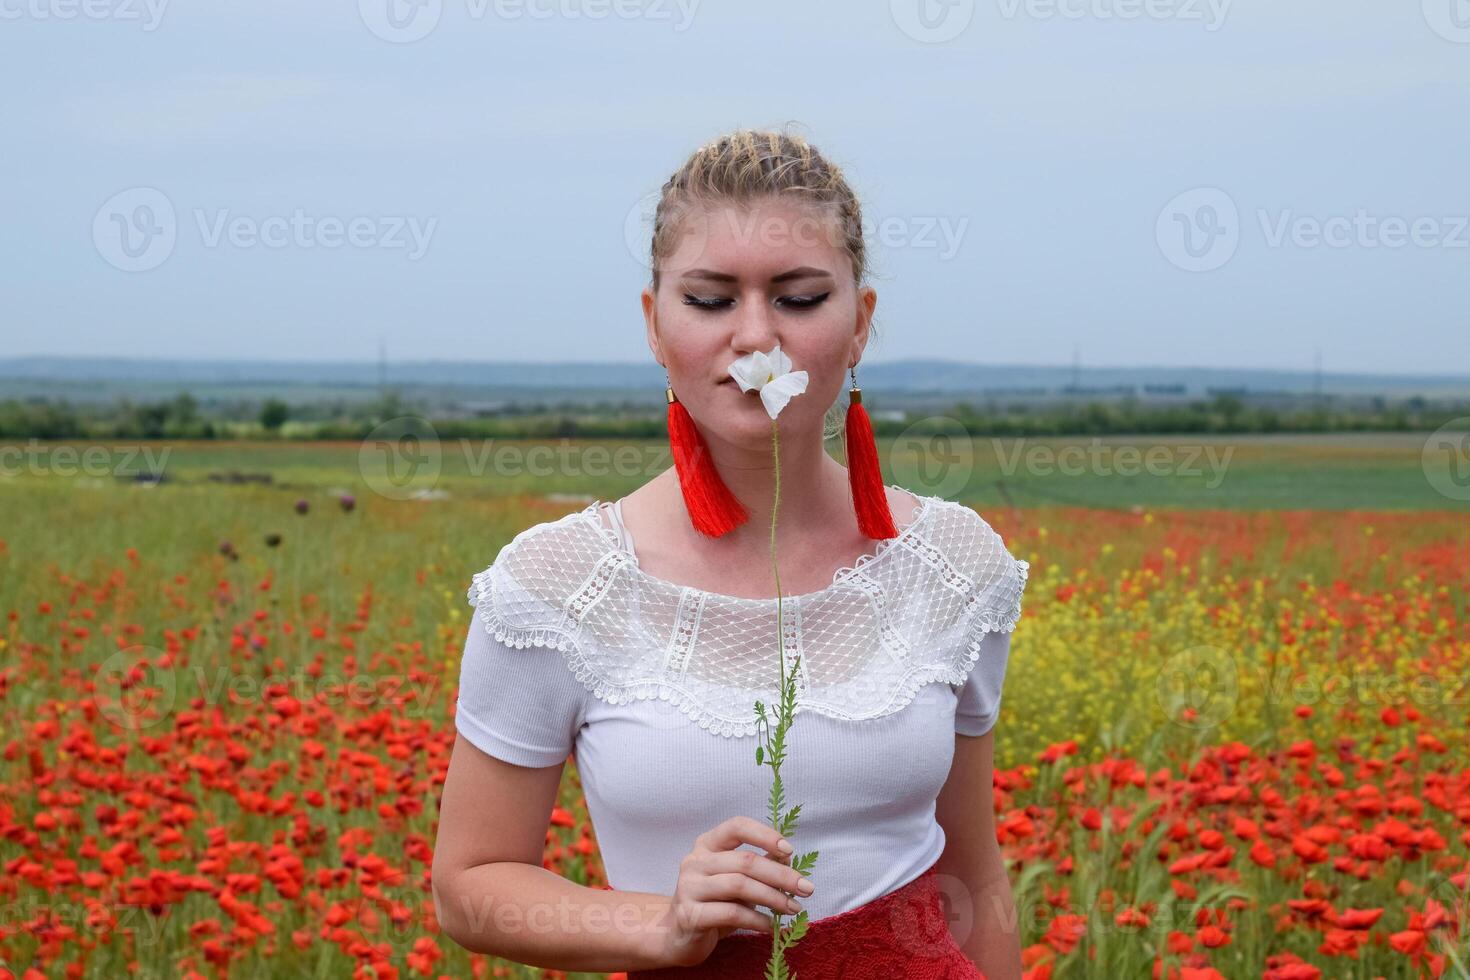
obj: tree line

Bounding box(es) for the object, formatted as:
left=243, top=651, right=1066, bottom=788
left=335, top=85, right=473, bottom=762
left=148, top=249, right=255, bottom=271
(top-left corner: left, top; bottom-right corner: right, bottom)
left=0, top=392, right=1465, bottom=440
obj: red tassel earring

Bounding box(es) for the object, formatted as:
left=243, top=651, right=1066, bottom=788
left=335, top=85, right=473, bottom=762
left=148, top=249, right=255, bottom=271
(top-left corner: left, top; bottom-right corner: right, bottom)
left=845, top=364, right=899, bottom=539
left=666, top=378, right=748, bottom=537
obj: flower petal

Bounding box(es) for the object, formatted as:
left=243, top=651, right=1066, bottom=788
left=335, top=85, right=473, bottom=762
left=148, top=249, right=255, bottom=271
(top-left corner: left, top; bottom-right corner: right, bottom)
left=768, top=343, right=793, bottom=378
left=727, top=350, right=769, bottom=392
left=759, top=370, right=808, bottom=419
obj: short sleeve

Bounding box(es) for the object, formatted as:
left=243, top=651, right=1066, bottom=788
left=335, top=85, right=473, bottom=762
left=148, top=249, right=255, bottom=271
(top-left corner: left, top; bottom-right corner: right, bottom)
left=454, top=616, right=588, bottom=768
left=954, top=628, right=1012, bottom=737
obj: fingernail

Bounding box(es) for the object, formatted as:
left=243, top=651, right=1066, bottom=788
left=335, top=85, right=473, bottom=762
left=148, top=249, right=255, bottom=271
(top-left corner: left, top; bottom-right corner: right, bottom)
left=788, top=898, right=803, bottom=913
left=798, top=879, right=814, bottom=895
left=777, top=839, right=793, bottom=854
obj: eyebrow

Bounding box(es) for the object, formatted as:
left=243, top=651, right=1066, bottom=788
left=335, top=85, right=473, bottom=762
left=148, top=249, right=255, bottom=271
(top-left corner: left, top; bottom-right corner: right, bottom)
left=681, top=266, right=835, bottom=284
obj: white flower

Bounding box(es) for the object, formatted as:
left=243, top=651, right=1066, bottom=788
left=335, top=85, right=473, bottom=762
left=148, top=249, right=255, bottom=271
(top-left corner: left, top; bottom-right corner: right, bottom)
left=727, top=343, right=810, bottom=420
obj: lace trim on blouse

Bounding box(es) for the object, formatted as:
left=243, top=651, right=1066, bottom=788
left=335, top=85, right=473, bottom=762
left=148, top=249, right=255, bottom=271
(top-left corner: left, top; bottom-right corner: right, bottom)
left=465, top=493, right=1029, bottom=737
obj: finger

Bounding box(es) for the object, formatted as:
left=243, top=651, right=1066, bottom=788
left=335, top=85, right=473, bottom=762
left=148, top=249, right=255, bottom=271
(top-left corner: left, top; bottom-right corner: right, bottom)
left=763, top=847, right=811, bottom=896
left=708, top=846, right=811, bottom=899
left=701, top=871, right=807, bottom=916
left=700, top=815, right=790, bottom=857
left=680, top=852, right=802, bottom=914
left=692, top=901, right=775, bottom=936
left=680, top=858, right=787, bottom=910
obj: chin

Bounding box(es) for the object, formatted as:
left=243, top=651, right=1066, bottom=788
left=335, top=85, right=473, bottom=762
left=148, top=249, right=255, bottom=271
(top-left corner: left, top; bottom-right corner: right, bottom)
left=695, top=401, right=764, bottom=434
left=713, top=407, right=811, bottom=445
left=713, top=417, right=776, bottom=445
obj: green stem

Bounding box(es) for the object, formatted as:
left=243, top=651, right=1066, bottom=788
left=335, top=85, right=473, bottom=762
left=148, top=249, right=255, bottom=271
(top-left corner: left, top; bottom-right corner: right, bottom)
left=772, top=418, right=784, bottom=703
left=769, top=416, right=785, bottom=964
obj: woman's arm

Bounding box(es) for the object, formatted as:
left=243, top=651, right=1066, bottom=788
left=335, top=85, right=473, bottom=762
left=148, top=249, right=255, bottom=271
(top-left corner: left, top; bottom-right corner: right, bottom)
left=432, top=733, right=674, bottom=972
left=935, top=728, right=1023, bottom=980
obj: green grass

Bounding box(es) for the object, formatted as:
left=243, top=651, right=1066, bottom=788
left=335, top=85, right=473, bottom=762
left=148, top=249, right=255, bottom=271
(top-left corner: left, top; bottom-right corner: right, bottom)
left=1, top=432, right=1463, bottom=512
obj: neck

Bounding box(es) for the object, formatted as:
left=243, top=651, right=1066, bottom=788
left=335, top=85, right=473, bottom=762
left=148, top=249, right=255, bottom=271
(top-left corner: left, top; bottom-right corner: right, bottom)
left=691, top=418, right=856, bottom=537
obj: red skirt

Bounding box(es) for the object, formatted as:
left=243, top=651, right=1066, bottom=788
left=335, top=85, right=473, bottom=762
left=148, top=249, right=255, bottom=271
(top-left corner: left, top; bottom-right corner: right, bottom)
left=629, top=859, right=984, bottom=980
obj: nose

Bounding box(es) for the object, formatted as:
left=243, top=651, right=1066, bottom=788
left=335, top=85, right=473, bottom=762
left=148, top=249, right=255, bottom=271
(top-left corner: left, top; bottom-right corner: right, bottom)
left=729, top=295, right=780, bottom=356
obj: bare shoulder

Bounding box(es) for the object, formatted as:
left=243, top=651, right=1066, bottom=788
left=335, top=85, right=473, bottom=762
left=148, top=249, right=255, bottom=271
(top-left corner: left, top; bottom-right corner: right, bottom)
left=618, top=476, right=666, bottom=513
left=887, top=484, right=924, bottom=527
left=614, top=472, right=682, bottom=539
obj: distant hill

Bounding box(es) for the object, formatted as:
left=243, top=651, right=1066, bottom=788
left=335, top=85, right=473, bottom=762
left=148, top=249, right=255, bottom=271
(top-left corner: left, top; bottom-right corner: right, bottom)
left=3, top=356, right=1468, bottom=402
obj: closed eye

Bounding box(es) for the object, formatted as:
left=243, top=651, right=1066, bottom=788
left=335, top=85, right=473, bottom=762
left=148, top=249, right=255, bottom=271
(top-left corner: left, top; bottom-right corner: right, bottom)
left=682, top=292, right=830, bottom=311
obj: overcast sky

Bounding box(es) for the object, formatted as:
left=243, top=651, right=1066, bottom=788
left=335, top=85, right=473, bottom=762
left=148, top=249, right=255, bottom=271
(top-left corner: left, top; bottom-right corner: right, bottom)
left=2, top=0, right=1467, bottom=374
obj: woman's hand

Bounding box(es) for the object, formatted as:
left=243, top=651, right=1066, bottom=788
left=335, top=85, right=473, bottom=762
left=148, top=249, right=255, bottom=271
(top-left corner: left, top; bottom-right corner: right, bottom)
left=649, top=815, right=816, bottom=968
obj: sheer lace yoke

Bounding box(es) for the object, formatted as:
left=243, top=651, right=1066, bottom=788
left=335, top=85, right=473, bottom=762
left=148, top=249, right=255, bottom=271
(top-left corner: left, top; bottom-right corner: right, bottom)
left=593, top=487, right=930, bottom=605
left=466, top=491, right=1030, bottom=737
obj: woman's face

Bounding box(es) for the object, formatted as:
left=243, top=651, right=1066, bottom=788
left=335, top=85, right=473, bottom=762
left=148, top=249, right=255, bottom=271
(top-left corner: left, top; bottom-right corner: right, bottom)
left=642, top=195, right=877, bottom=449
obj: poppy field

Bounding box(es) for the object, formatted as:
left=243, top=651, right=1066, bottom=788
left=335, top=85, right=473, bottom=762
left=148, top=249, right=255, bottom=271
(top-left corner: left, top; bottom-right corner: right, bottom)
left=1, top=435, right=1468, bottom=979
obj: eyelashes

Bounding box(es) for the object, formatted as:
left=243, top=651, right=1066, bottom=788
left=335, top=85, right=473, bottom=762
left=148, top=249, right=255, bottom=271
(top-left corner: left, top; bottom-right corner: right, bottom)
left=682, top=292, right=831, bottom=312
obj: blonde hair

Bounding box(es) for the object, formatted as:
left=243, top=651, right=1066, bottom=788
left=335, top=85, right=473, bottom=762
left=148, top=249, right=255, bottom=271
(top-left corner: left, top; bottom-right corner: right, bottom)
left=648, top=126, right=870, bottom=293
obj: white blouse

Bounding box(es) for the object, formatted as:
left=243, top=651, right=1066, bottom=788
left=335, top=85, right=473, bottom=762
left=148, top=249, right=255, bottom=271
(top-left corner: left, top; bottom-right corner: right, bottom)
left=455, top=488, right=1028, bottom=929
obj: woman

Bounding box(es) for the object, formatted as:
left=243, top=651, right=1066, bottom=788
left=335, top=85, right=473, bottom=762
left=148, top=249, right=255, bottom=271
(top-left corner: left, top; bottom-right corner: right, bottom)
left=432, top=129, right=1029, bottom=978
